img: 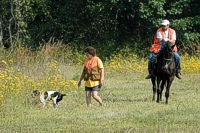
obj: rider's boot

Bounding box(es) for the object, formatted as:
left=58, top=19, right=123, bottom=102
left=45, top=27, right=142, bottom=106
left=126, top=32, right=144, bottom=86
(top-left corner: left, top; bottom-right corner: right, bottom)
left=174, top=55, right=182, bottom=79
left=145, top=58, right=156, bottom=79
left=175, top=70, right=181, bottom=79
left=145, top=54, right=159, bottom=79
left=145, top=70, right=154, bottom=79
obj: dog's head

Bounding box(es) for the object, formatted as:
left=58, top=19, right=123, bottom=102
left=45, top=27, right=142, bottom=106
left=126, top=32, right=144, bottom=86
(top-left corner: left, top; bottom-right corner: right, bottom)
left=31, top=89, right=40, bottom=98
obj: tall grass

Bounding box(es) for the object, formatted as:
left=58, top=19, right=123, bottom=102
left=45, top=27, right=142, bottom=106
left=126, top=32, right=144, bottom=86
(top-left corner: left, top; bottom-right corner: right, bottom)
left=0, top=43, right=199, bottom=133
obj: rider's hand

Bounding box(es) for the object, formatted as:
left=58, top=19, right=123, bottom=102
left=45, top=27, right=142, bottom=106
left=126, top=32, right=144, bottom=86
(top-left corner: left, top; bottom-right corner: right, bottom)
left=163, top=38, right=169, bottom=42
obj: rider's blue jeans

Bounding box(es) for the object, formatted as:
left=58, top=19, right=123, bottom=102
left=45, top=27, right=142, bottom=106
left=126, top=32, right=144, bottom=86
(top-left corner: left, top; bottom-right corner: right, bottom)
left=148, top=50, right=181, bottom=73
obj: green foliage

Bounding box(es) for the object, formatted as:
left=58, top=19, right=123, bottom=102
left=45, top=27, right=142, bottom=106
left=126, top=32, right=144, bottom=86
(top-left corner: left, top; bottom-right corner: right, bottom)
left=1, top=0, right=200, bottom=56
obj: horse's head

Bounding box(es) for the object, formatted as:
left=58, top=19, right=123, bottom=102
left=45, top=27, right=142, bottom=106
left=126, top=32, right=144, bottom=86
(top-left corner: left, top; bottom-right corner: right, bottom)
left=162, top=41, right=175, bottom=59
left=157, top=41, right=176, bottom=72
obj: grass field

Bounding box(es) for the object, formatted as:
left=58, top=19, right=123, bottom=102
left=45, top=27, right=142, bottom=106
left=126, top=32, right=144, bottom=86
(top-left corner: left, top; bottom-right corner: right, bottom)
left=0, top=46, right=199, bottom=133
left=0, top=69, right=199, bottom=132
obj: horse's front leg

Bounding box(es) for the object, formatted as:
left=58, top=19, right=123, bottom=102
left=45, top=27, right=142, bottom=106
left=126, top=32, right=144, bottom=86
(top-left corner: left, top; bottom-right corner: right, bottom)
left=160, top=80, right=166, bottom=101
left=156, top=77, right=161, bottom=103
left=151, top=77, right=156, bottom=101
left=165, top=77, right=174, bottom=104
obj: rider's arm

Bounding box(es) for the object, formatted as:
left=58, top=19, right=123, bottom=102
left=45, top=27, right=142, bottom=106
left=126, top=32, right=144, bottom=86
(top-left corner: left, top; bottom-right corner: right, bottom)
left=156, top=31, right=176, bottom=45
left=156, top=32, right=163, bottom=43
left=168, top=30, right=176, bottom=45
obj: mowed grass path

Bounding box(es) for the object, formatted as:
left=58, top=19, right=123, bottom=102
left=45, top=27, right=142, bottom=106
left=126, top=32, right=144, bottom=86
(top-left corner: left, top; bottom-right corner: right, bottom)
left=0, top=71, right=199, bottom=133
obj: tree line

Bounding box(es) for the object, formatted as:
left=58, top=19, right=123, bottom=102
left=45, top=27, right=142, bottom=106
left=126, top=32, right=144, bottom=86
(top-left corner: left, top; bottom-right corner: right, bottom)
left=0, top=0, right=199, bottom=57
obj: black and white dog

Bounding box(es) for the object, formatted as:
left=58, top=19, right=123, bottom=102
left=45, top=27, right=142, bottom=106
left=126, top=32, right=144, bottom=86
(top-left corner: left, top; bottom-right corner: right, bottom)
left=31, top=89, right=72, bottom=108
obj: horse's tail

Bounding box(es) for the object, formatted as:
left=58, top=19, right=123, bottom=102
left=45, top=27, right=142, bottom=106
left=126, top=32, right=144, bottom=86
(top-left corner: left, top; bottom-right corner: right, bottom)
left=61, top=94, right=73, bottom=96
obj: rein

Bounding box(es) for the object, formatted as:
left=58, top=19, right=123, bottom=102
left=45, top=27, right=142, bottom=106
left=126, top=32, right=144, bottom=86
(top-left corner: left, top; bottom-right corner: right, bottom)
left=163, top=55, right=174, bottom=68
left=164, top=58, right=172, bottom=61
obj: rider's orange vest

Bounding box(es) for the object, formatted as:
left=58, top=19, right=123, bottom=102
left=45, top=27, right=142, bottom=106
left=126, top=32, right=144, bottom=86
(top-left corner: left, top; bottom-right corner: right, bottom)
left=83, top=56, right=101, bottom=81
left=150, top=28, right=177, bottom=53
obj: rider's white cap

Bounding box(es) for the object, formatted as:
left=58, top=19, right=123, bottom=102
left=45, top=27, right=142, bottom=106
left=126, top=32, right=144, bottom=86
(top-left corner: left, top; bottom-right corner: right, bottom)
left=161, top=20, right=170, bottom=26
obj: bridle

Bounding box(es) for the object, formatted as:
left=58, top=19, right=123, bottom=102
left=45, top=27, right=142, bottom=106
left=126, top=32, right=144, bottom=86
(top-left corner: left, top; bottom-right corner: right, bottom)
left=162, top=43, right=174, bottom=68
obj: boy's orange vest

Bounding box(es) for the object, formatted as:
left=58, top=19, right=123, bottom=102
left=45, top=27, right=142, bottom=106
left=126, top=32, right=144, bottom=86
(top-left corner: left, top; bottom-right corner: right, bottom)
left=150, top=28, right=177, bottom=53
left=83, top=56, right=101, bottom=81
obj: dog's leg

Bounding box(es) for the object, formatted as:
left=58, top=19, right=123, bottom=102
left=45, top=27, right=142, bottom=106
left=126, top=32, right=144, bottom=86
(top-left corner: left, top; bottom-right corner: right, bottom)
left=52, top=97, right=58, bottom=108
left=42, top=103, right=46, bottom=107
left=53, top=102, right=58, bottom=108
left=40, top=97, right=46, bottom=107
left=53, top=103, right=58, bottom=108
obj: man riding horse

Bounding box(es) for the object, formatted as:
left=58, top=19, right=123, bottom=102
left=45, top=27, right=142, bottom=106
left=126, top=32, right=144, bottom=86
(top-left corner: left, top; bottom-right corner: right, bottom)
left=145, top=19, right=181, bottom=79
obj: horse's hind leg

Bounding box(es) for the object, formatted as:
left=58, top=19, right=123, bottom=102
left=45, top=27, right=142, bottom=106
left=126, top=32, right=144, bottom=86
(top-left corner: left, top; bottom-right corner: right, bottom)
left=151, top=77, right=156, bottom=101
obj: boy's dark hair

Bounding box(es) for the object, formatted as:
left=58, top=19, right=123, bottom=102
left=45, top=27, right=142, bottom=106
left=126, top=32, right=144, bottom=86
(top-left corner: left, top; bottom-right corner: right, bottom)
left=84, top=46, right=96, bottom=56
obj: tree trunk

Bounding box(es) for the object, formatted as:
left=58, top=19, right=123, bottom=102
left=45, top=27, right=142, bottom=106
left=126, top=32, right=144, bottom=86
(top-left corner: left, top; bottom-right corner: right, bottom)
left=0, top=21, right=3, bottom=47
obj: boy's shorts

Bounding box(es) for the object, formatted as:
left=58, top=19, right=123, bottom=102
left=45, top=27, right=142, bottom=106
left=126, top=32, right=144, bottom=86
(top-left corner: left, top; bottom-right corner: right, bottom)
left=85, top=85, right=101, bottom=91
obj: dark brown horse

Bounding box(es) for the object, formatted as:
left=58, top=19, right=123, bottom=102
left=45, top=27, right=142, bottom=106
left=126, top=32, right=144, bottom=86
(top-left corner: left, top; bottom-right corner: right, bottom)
left=151, top=41, right=176, bottom=104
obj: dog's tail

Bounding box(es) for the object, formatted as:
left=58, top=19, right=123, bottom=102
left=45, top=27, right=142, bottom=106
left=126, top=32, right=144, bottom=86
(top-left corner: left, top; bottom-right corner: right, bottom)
left=61, top=94, right=73, bottom=96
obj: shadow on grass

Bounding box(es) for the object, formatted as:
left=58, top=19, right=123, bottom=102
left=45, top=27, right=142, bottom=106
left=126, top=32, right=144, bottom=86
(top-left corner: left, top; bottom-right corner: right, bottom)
left=103, top=97, right=150, bottom=103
